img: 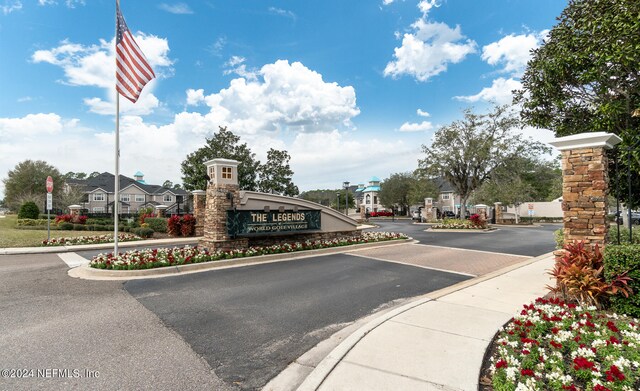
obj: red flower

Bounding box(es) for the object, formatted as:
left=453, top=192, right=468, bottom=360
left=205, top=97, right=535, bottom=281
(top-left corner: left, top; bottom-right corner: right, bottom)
left=550, top=340, right=562, bottom=349
left=573, top=356, right=596, bottom=372
left=607, top=321, right=619, bottom=332
left=605, top=365, right=625, bottom=382
left=594, top=385, right=612, bottom=391
left=562, top=386, right=577, bottom=391
left=520, top=368, right=535, bottom=377
left=495, top=359, right=508, bottom=369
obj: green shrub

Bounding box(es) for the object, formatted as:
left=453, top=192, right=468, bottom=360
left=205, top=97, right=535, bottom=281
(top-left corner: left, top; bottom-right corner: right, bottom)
left=86, top=218, right=114, bottom=225
left=73, top=224, right=85, bottom=231
left=94, top=224, right=109, bottom=231
left=144, top=217, right=167, bottom=233
left=16, top=218, right=49, bottom=226
left=554, top=229, right=564, bottom=249
left=604, top=244, right=640, bottom=317
left=131, top=227, right=154, bottom=238
left=607, top=225, right=640, bottom=244
left=59, top=222, right=73, bottom=230
left=18, top=202, right=40, bottom=219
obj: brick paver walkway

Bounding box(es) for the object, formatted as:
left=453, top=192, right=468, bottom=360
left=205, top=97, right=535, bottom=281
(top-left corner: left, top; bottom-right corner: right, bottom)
left=349, top=243, right=530, bottom=276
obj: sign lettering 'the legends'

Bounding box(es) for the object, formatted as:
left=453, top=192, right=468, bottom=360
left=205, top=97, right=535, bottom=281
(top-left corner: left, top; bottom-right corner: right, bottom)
left=227, top=210, right=321, bottom=236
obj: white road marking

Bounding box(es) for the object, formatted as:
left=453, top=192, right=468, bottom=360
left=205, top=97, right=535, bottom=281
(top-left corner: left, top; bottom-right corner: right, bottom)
left=345, top=253, right=477, bottom=278
left=58, top=253, right=90, bottom=268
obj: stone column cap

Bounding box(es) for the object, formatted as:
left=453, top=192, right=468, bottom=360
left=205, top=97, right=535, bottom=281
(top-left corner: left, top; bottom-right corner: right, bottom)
left=155, top=205, right=169, bottom=210
left=68, top=204, right=82, bottom=209
left=549, top=132, right=622, bottom=151
left=192, top=190, right=206, bottom=195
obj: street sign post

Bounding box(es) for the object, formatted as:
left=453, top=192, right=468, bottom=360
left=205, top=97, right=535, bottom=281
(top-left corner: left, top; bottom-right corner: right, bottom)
left=46, top=176, right=53, bottom=241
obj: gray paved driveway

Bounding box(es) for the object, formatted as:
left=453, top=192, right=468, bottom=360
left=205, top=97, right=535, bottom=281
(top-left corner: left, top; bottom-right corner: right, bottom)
left=370, top=219, right=558, bottom=256
left=124, top=253, right=470, bottom=390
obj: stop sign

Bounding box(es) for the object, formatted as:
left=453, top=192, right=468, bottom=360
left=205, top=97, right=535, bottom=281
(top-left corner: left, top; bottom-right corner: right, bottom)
left=46, top=176, right=53, bottom=193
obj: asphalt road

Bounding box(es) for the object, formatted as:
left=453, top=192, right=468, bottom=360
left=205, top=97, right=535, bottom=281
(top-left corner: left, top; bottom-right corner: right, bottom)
left=124, top=253, right=470, bottom=390
left=370, top=219, right=558, bottom=256
left=1, top=220, right=557, bottom=390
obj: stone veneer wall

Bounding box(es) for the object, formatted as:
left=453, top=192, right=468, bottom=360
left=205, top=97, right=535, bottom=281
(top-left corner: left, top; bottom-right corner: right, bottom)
left=199, top=183, right=248, bottom=251
left=193, top=191, right=206, bottom=237
left=560, top=147, right=609, bottom=248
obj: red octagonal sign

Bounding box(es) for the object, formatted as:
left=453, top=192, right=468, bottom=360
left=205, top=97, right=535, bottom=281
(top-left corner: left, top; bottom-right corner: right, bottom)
left=46, top=176, right=53, bottom=193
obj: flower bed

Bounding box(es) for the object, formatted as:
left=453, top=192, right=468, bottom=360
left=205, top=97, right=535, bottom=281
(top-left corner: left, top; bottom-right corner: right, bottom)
left=90, top=231, right=408, bottom=270
left=431, top=217, right=487, bottom=230
left=42, top=233, right=142, bottom=246
left=489, top=297, right=640, bottom=391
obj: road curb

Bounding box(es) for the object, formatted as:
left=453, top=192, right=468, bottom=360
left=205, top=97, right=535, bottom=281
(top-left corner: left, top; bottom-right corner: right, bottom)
left=295, top=251, right=555, bottom=391
left=68, top=238, right=414, bottom=281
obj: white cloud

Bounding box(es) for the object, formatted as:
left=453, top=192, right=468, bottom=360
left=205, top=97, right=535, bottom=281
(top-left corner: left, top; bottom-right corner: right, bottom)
left=17, top=96, right=32, bottom=103
left=454, top=77, right=522, bottom=105
left=186, top=88, right=205, bottom=106
left=32, top=35, right=172, bottom=115
left=158, top=3, right=193, bottom=14
left=481, top=33, right=542, bottom=76
left=0, top=113, right=64, bottom=136
left=268, top=7, right=296, bottom=20
left=384, top=13, right=476, bottom=82
left=2, top=1, right=22, bottom=15
left=399, top=120, right=433, bottom=132
left=418, top=0, right=438, bottom=16
left=223, top=56, right=258, bottom=81
left=417, top=109, right=430, bottom=117
left=382, top=0, right=395, bottom=5
left=37, top=0, right=85, bottom=8
left=197, top=59, right=360, bottom=135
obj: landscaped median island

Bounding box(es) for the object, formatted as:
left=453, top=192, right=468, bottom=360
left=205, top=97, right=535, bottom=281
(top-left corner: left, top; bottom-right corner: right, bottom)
left=89, top=231, right=408, bottom=270
left=430, top=214, right=492, bottom=230
left=42, top=233, right=142, bottom=246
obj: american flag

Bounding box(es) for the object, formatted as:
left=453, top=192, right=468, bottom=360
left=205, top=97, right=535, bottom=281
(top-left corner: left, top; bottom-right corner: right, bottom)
left=116, top=1, right=155, bottom=103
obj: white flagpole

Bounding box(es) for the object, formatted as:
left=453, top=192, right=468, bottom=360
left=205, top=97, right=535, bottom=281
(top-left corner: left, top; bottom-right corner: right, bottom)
left=114, top=92, right=120, bottom=255
left=114, top=1, right=120, bottom=256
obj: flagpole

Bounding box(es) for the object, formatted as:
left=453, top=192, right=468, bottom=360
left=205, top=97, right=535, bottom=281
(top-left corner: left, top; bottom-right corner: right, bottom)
left=114, top=0, right=120, bottom=256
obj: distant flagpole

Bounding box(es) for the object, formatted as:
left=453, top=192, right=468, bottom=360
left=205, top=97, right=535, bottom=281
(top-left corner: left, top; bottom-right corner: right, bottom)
left=114, top=0, right=155, bottom=256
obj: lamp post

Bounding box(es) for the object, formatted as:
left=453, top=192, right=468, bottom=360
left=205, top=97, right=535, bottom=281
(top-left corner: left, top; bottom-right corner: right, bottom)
left=343, top=181, right=350, bottom=215
left=336, top=192, right=340, bottom=212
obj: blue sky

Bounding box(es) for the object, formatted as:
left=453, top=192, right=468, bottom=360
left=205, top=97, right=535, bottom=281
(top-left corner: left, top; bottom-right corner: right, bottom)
left=0, top=0, right=567, bottom=197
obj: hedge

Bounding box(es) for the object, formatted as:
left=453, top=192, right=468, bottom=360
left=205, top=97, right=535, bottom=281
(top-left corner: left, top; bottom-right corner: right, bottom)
left=16, top=218, right=49, bottom=226
left=604, top=244, right=640, bottom=317
left=144, top=217, right=167, bottom=233
left=131, top=227, right=154, bottom=238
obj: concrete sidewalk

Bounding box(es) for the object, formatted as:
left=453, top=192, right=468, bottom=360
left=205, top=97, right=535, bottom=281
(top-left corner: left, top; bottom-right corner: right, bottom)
left=297, top=253, right=554, bottom=391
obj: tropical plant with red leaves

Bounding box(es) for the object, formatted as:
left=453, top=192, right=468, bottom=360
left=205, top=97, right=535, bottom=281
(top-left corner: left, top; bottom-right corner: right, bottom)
left=548, top=241, right=633, bottom=308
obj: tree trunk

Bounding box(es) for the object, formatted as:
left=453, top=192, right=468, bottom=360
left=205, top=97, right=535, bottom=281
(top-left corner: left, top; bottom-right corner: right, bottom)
left=460, top=196, right=468, bottom=220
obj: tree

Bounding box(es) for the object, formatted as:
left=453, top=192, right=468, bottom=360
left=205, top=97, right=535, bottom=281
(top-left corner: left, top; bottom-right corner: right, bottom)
left=162, top=180, right=174, bottom=188
left=58, top=182, right=88, bottom=210
left=181, top=126, right=260, bottom=191
left=515, top=0, right=640, bottom=206
left=88, top=171, right=100, bottom=179
left=257, top=149, right=299, bottom=196
left=408, top=172, right=440, bottom=206
left=299, top=189, right=337, bottom=206
left=419, top=105, right=550, bottom=218
left=2, top=160, right=63, bottom=212
left=472, top=156, right=562, bottom=206
left=378, top=172, right=414, bottom=215
left=172, top=183, right=182, bottom=190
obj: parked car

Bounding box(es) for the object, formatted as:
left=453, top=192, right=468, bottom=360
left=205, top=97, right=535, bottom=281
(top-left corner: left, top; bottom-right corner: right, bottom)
left=631, top=211, right=640, bottom=225
left=442, top=211, right=455, bottom=218
left=411, top=210, right=421, bottom=220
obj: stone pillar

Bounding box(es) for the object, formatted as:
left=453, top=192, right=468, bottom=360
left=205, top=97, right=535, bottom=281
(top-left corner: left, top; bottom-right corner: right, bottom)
left=68, top=205, right=82, bottom=217
left=192, top=190, right=206, bottom=236
left=549, top=132, right=621, bottom=248
left=494, top=202, right=503, bottom=224
left=359, top=206, right=366, bottom=220
left=199, top=158, right=249, bottom=251
left=155, top=205, right=168, bottom=217
left=424, top=198, right=433, bottom=222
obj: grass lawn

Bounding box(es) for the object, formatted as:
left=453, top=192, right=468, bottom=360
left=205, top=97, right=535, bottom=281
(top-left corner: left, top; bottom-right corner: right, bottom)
left=0, top=215, right=114, bottom=248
